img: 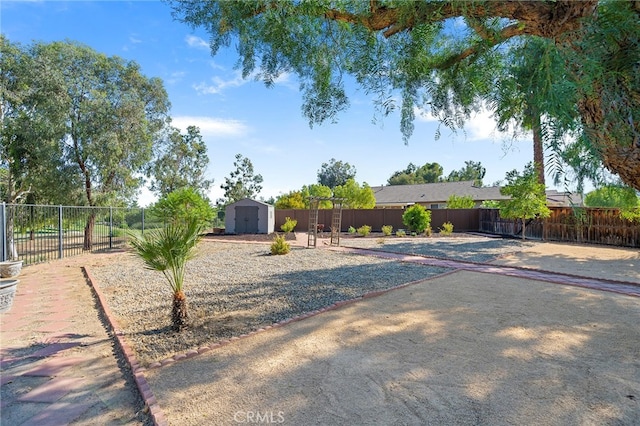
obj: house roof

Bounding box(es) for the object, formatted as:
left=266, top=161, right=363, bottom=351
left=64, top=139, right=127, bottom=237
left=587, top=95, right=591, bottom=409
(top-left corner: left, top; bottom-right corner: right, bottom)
left=545, top=190, right=584, bottom=207
left=371, top=181, right=508, bottom=206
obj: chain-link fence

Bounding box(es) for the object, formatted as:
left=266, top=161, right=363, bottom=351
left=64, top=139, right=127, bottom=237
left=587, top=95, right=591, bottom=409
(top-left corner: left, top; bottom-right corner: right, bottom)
left=0, top=203, right=153, bottom=265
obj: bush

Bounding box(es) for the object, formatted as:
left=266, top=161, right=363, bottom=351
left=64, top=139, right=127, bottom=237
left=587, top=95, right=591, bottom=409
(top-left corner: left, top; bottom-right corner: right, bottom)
left=396, top=229, right=406, bottom=237
left=348, top=226, right=356, bottom=234
left=402, top=204, right=432, bottom=233
left=425, top=226, right=433, bottom=237
left=151, top=187, right=214, bottom=228
left=270, top=234, right=291, bottom=255
left=357, top=225, right=371, bottom=236
left=447, top=194, right=475, bottom=209
left=381, top=225, right=393, bottom=236
left=439, top=222, right=454, bottom=235
left=280, top=217, right=297, bottom=233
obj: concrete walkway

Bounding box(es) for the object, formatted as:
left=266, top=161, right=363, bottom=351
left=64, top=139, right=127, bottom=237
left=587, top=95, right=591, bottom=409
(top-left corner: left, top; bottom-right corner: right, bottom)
left=0, top=254, right=149, bottom=425
left=1, top=238, right=639, bottom=425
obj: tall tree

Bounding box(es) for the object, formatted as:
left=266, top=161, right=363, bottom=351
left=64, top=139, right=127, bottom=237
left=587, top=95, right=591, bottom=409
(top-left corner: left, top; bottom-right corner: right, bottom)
left=317, top=158, right=356, bottom=189
left=34, top=41, right=170, bottom=249
left=1, top=37, right=80, bottom=259
left=219, top=154, right=263, bottom=205
left=0, top=37, right=78, bottom=206
left=446, top=161, right=486, bottom=186
left=168, top=1, right=640, bottom=191
left=148, top=125, right=212, bottom=197
left=388, top=162, right=443, bottom=185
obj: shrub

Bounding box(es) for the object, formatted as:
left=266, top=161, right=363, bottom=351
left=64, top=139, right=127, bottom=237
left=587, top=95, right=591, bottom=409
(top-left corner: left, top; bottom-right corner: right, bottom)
left=402, top=204, right=432, bottom=233
left=396, top=229, right=406, bottom=237
left=270, top=234, right=291, bottom=255
left=151, top=187, right=214, bottom=228
left=439, top=221, right=454, bottom=235
left=425, top=226, right=433, bottom=237
left=447, top=194, right=475, bottom=209
left=481, top=200, right=500, bottom=208
left=381, top=225, right=393, bottom=236
left=348, top=226, right=356, bottom=234
left=280, top=217, right=297, bottom=233
left=357, top=225, right=371, bottom=237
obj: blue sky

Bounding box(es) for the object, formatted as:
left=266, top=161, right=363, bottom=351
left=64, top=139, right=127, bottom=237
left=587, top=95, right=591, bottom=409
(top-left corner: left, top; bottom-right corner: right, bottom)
left=1, top=0, right=562, bottom=206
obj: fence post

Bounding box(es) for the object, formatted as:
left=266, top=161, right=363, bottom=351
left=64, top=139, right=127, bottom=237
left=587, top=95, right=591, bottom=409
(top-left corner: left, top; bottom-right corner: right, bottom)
left=109, top=207, right=113, bottom=249
left=1, top=202, right=6, bottom=262
left=58, top=205, right=63, bottom=259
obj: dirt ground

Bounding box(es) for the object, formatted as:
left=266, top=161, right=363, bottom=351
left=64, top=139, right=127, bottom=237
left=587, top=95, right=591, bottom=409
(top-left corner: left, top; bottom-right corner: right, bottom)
left=493, top=241, right=640, bottom=284
left=144, top=241, right=640, bottom=425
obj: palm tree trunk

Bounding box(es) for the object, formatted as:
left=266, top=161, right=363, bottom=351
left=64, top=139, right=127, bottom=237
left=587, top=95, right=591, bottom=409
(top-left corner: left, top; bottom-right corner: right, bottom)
left=172, top=290, right=188, bottom=331
left=532, top=111, right=546, bottom=186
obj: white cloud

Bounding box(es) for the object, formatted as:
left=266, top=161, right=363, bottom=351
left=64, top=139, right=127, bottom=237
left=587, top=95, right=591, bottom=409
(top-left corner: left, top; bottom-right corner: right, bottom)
left=464, top=109, right=532, bottom=142
left=171, top=116, right=250, bottom=138
left=185, top=35, right=209, bottom=49
left=414, top=106, right=439, bottom=123
left=165, top=71, right=186, bottom=85
left=464, top=109, right=499, bottom=141
left=193, top=72, right=249, bottom=95
left=193, top=69, right=295, bottom=96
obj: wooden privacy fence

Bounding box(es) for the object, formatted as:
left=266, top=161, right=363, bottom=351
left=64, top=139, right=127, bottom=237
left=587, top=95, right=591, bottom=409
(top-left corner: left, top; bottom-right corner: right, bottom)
left=543, top=207, right=639, bottom=247
left=278, top=207, right=639, bottom=248
left=479, top=207, right=639, bottom=248
left=275, top=208, right=479, bottom=233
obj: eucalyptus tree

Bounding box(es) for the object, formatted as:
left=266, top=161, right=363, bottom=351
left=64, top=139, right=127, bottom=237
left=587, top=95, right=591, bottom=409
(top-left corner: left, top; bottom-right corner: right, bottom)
left=317, top=158, right=356, bottom=189
left=1, top=37, right=79, bottom=258
left=168, top=1, right=640, bottom=191
left=36, top=41, right=170, bottom=249
left=388, top=162, right=443, bottom=185
left=0, top=37, right=74, bottom=206
left=218, top=153, right=263, bottom=206
left=446, top=161, right=485, bottom=186
left=148, top=125, right=213, bottom=198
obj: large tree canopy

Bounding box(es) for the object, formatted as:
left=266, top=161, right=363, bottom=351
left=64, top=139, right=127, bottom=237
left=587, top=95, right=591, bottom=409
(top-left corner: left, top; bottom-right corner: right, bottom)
left=317, top=158, right=357, bottom=189
left=218, top=153, right=263, bottom=205
left=168, top=0, right=640, bottom=191
left=148, top=125, right=212, bottom=198
left=388, top=162, right=443, bottom=185
left=0, top=37, right=79, bottom=205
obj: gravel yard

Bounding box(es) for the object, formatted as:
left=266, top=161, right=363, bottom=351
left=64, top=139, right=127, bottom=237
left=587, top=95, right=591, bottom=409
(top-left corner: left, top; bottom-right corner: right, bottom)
left=90, top=240, right=452, bottom=365
left=340, top=234, right=534, bottom=262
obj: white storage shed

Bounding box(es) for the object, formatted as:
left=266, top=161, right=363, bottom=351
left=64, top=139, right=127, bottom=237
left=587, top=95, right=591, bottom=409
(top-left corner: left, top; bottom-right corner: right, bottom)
left=225, top=199, right=275, bottom=234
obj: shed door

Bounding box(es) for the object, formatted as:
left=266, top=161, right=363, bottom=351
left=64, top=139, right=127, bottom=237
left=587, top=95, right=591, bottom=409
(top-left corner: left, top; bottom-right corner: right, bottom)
left=235, top=206, right=259, bottom=234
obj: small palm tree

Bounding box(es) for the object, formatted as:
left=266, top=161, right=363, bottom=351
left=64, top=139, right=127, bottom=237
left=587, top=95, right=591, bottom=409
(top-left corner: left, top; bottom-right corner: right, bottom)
left=129, top=218, right=203, bottom=331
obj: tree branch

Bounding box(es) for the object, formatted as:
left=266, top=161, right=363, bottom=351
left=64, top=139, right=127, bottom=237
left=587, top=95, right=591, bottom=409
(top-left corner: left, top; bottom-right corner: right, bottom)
left=436, top=23, right=526, bottom=70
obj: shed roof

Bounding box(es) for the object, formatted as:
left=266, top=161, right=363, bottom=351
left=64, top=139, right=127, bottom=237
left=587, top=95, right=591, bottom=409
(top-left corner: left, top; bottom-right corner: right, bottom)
left=226, top=198, right=274, bottom=207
